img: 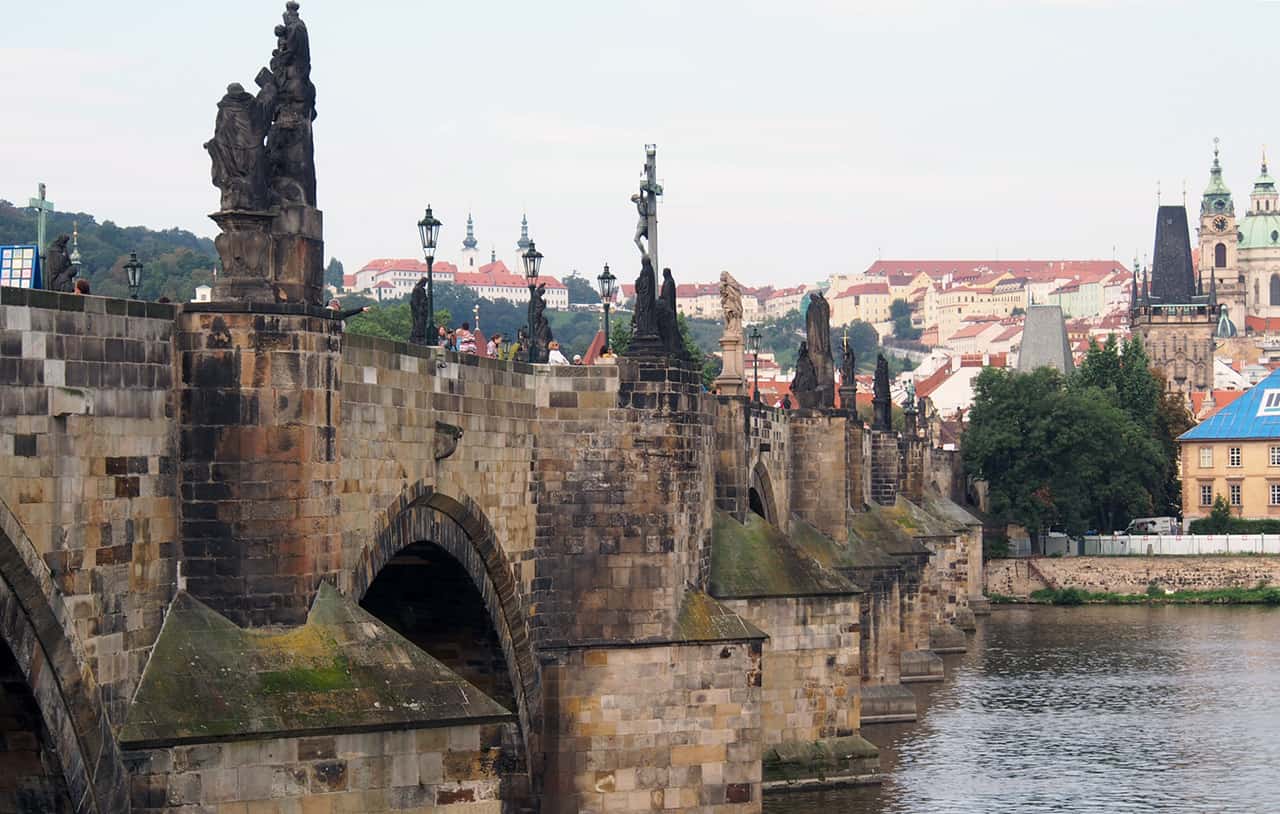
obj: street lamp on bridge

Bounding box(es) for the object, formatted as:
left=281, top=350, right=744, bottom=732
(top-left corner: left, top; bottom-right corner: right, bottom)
left=748, top=325, right=762, bottom=403
left=597, top=263, right=616, bottom=354
left=522, top=240, right=543, bottom=363
left=416, top=206, right=442, bottom=345
left=124, top=251, right=144, bottom=300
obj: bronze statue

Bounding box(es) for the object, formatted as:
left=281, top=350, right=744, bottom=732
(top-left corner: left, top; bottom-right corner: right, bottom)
left=631, top=192, right=649, bottom=257
left=409, top=277, right=429, bottom=344
left=792, top=340, right=819, bottom=408
left=806, top=290, right=835, bottom=407
left=872, top=354, right=892, bottom=430
left=267, top=1, right=317, bottom=206
left=205, top=75, right=277, bottom=211
left=531, top=283, right=553, bottom=363
left=631, top=256, right=659, bottom=345
left=43, top=234, right=76, bottom=292
left=840, top=342, right=856, bottom=389
left=658, top=267, right=682, bottom=356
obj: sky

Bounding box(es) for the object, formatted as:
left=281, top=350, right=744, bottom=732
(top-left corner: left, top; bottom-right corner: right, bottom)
left=2, top=1, right=1279, bottom=287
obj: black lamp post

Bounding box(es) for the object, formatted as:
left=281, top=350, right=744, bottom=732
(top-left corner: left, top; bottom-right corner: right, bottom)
left=597, top=263, right=616, bottom=354
left=124, top=251, right=143, bottom=300
left=522, top=240, right=543, bottom=363
left=416, top=206, right=443, bottom=345
left=748, top=325, right=762, bottom=402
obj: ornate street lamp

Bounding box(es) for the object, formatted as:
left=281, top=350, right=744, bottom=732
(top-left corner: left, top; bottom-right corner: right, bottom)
left=473, top=303, right=480, bottom=333
left=124, top=251, right=143, bottom=300
left=748, top=325, right=762, bottom=403
left=522, top=240, right=543, bottom=363
left=597, top=263, right=616, bottom=354
left=417, top=206, right=443, bottom=345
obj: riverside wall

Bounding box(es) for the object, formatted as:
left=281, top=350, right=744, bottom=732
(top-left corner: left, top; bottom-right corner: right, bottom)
left=986, top=556, right=1280, bottom=597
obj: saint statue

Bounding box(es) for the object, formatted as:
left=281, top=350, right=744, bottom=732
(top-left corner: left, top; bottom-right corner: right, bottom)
left=719, top=271, right=743, bottom=336
left=267, top=1, right=318, bottom=206
left=631, top=192, right=649, bottom=257
left=43, top=235, right=76, bottom=293
left=658, top=268, right=682, bottom=356
left=205, top=74, right=278, bottom=211
left=792, top=340, right=819, bottom=408
left=409, top=277, right=429, bottom=344
left=531, top=283, right=553, bottom=363
left=632, top=256, right=658, bottom=342
left=872, top=354, right=892, bottom=430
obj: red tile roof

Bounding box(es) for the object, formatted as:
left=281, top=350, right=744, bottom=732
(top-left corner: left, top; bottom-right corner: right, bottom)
left=865, top=259, right=1126, bottom=283
left=359, top=258, right=460, bottom=276
left=1190, top=389, right=1246, bottom=420
left=1246, top=316, right=1280, bottom=334
left=835, top=282, right=891, bottom=298
left=455, top=260, right=565, bottom=289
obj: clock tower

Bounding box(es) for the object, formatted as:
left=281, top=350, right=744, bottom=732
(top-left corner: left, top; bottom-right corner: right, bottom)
left=1198, top=139, right=1241, bottom=323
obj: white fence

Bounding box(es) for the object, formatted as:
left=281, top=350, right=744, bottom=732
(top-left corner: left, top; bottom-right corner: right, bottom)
left=1082, top=535, right=1280, bottom=556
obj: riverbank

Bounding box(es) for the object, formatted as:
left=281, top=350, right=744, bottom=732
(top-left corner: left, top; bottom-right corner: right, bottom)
left=986, top=555, right=1280, bottom=598
left=994, top=585, right=1280, bottom=605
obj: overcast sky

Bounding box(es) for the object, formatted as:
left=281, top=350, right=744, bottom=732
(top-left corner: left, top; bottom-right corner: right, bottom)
left=2, top=1, right=1277, bottom=286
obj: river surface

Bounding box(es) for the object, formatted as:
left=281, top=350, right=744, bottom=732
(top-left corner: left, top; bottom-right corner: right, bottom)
left=764, top=604, right=1280, bottom=814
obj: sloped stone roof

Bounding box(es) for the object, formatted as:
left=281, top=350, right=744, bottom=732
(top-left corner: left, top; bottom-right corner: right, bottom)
left=710, top=512, right=859, bottom=599
left=1017, top=305, right=1074, bottom=374
left=121, top=584, right=513, bottom=747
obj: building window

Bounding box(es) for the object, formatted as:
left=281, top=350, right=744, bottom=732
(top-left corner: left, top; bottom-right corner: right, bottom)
left=1230, top=483, right=1242, bottom=507
left=1215, top=242, right=1227, bottom=268
left=1229, top=447, right=1242, bottom=467
left=1201, top=484, right=1214, bottom=506
left=1272, top=484, right=1280, bottom=506
left=1200, top=447, right=1213, bottom=468
left=1272, top=446, right=1280, bottom=467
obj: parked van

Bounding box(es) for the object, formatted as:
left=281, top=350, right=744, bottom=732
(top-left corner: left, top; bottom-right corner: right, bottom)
left=1123, top=516, right=1178, bottom=536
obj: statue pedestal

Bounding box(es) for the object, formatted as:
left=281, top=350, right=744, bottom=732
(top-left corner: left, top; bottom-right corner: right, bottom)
left=209, top=205, right=325, bottom=305
left=272, top=204, right=325, bottom=306
left=715, top=333, right=746, bottom=396
left=210, top=210, right=276, bottom=302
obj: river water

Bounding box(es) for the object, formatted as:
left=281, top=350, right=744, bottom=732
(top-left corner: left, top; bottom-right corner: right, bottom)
left=764, top=604, right=1280, bottom=814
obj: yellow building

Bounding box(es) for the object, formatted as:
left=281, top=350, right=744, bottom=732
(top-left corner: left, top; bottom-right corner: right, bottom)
left=831, top=281, right=892, bottom=326
left=1180, top=372, right=1280, bottom=520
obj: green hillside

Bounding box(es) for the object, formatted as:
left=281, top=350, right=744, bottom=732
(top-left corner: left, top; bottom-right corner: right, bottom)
left=0, top=198, right=218, bottom=301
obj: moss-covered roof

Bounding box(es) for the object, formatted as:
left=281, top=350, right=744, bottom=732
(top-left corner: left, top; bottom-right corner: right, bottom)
left=710, top=512, right=859, bottom=599
left=848, top=500, right=933, bottom=557
left=675, top=589, right=767, bottom=642
left=789, top=517, right=898, bottom=572
left=121, top=584, right=513, bottom=748
left=919, top=494, right=981, bottom=531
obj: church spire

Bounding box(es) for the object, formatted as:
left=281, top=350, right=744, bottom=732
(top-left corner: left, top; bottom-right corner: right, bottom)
left=462, top=212, right=478, bottom=250
left=517, top=213, right=530, bottom=251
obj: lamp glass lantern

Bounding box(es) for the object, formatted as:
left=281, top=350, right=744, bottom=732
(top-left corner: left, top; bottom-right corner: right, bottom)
left=417, top=206, right=442, bottom=260
left=124, top=251, right=143, bottom=299
left=522, top=240, right=543, bottom=281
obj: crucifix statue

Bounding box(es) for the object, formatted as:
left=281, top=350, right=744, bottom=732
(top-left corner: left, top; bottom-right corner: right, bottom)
left=635, top=145, right=663, bottom=284
left=29, top=183, right=55, bottom=271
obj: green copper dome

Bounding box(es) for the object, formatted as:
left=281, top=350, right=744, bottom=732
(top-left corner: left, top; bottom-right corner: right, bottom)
left=1238, top=213, right=1280, bottom=249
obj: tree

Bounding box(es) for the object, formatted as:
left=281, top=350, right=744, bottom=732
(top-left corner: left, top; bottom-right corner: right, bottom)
left=963, top=364, right=1165, bottom=535
left=325, top=258, right=345, bottom=289
left=890, top=299, right=911, bottom=321
left=562, top=273, right=599, bottom=305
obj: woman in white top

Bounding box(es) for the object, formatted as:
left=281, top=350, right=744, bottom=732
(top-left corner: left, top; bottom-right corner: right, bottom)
left=547, top=340, right=570, bottom=365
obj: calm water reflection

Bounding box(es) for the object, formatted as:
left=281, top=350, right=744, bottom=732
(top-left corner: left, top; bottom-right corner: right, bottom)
left=764, top=605, right=1280, bottom=814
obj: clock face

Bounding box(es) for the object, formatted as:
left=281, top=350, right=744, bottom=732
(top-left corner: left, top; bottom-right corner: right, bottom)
left=1214, top=215, right=1229, bottom=232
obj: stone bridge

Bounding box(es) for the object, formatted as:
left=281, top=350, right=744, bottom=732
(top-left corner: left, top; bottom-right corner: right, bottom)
left=0, top=287, right=985, bottom=813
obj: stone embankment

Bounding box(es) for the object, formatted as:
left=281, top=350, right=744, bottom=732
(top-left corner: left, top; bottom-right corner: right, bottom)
left=987, top=556, right=1280, bottom=598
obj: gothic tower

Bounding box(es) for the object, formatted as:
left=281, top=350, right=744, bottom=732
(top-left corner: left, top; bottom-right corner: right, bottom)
left=1132, top=204, right=1219, bottom=398
left=1198, top=139, right=1241, bottom=327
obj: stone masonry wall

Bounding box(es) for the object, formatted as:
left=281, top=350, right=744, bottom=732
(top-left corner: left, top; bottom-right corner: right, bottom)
left=715, top=399, right=791, bottom=532
left=986, top=555, right=1280, bottom=598
left=722, top=596, right=859, bottom=745
left=122, top=722, right=512, bottom=813
left=788, top=412, right=850, bottom=542
left=177, top=306, right=343, bottom=627
left=0, top=288, right=178, bottom=725
left=541, top=640, right=763, bottom=814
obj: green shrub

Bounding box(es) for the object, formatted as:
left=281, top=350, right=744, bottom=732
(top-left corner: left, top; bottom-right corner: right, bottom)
left=1146, top=581, right=1162, bottom=597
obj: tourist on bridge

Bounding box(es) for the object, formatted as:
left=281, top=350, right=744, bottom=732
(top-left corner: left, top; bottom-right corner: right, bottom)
left=547, top=341, right=569, bottom=366
left=486, top=332, right=503, bottom=358
left=326, top=298, right=369, bottom=320
left=456, top=322, right=477, bottom=354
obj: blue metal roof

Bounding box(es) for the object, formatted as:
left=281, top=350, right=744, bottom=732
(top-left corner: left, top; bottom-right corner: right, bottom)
left=1181, top=368, right=1280, bottom=440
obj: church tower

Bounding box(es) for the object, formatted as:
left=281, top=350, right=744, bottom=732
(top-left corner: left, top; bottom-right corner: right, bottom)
left=1132, top=204, right=1219, bottom=398
left=1198, top=139, right=1241, bottom=327
left=460, top=212, right=480, bottom=268
left=516, top=212, right=531, bottom=257
left=1239, top=150, right=1280, bottom=321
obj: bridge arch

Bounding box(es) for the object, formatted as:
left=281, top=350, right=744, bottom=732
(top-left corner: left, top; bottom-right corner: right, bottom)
left=347, top=482, right=541, bottom=796
left=0, top=499, right=130, bottom=814
left=749, top=460, right=780, bottom=526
